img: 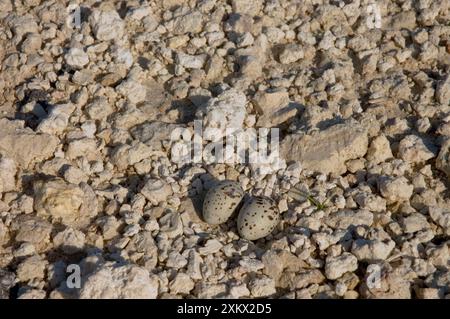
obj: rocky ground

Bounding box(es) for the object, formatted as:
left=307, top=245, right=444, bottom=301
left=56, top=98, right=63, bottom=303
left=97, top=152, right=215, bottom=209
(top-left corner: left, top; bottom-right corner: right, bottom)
left=0, top=0, right=449, bottom=299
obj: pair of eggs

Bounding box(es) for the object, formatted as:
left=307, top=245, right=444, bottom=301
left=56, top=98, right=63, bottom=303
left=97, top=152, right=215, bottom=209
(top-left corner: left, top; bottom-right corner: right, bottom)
left=202, top=180, right=279, bottom=240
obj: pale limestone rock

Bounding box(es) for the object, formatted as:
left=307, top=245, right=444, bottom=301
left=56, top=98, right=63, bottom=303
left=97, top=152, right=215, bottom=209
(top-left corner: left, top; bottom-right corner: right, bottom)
left=131, top=121, right=184, bottom=151
left=231, top=0, right=263, bottom=16
left=435, top=73, right=450, bottom=105
left=198, top=239, right=222, bottom=255
left=402, top=213, right=430, bottom=233
left=186, top=249, right=203, bottom=280
left=229, top=283, right=250, bottom=298
left=281, top=121, right=368, bottom=175
left=12, top=216, right=52, bottom=246
left=0, top=270, right=15, bottom=299
left=16, top=255, right=47, bottom=282
left=176, top=52, right=207, bottom=69
left=37, top=103, right=76, bottom=135
left=65, top=48, right=89, bottom=69
left=66, top=138, right=100, bottom=161
left=85, top=97, right=113, bottom=120
left=379, top=176, right=413, bottom=203
left=0, top=119, right=58, bottom=168
left=0, top=157, right=16, bottom=193
left=436, top=139, right=450, bottom=179
left=63, top=166, right=88, bottom=185
left=116, top=78, right=147, bottom=104
left=90, top=10, right=125, bottom=41
left=158, top=212, right=183, bottom=238
left=351, top=239, right=395, bottom=262
left=20, top=33, right=42, bottom=54
left=325, top=253, right=358, bottom=280
left=312, top=230, right=349, bottom=251
left=196, top=88, right=247, bottom=138
left=141, top=179, right=173, bottom=205
left=278, top=269, right=325, bottom=290
left=279, top=43, right=304, bottom=64
left=169, top=273, right=195, bottom=295
left=110, top=141, right=153, bottom=170
left=253, top=89, right=289, bottom=115
left=17, top=289, right=46, bottom=299
left=325, top=210, right=373, bottom=229
left=80, top=263, right=159, bottom=299
left=398, top=135, right=436, bottom=164
left=126, top=231, right=158, bottom=269
left=367, top=135, right=393, bottom=164
left=34, top=179, right=97, bottom=228
left=248, top=276, right=276, bottom=297
left=429, top=207, right=450, bottom=232
left=53, top=227, right=86, bottom=254
left=172, top=11, right=203, bottom=35
left=195, top=283, right=227, bottom=298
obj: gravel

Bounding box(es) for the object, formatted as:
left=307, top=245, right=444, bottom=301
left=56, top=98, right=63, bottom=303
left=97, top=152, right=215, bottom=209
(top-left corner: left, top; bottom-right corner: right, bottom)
left=0, top=0, right=449, bottom=300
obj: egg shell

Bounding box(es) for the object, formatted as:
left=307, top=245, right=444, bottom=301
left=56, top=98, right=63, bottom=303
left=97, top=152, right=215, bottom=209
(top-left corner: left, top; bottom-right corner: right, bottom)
left=202, top=180, right=244, bottom=225
left=237, top=196, right=280, bottom=240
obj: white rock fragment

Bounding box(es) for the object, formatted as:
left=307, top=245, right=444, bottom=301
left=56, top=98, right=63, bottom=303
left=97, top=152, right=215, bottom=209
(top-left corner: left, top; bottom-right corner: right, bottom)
left=398, top=135, right=436, bottom=163
left=186, top=250, right=203, bottom=280
left=279, top=44, right=304, bottom=64
left=435, top=74, right=450, bottom=105
left=229, top=283, right=250, bottom=298
left=176, top=52, right=207, bottom=69
left=90, top=10, right=125, bottom=41
left=169, top=273, right=195, bottom=295
left=16, top=255, right=47, bottom=282
left=33, top=179, right=97, bottom=228
left=17, top=289, right=46, bottom=299
left=379, top=176, right=414, bottom=203
left=195, top=283, right=227, bottom=298
left=63, top=166, right=88, bottom=185
left=281, top=121, right=368, bottom=175
left=325, top=253, right=358, bottom=280
left=231, top=0, right=263, bottom=16
left=402, top=213, right=430, bottom=233
left=110, top=142, right=153, bottom=170
left=248, top=276, right=276, bottom=297
left=198, top=239, right=223, bottom=255
left=158, top=212, right=183, bottom=238
left=65, top=48, right=89, bottom=69
left=325, top=210, right=374, bottom=230
left=367, top=135, right=393, bottom=164
left=0, top=119, right=59, bottom=168
left=172, top=11, right=203, bottom=35
left=196, top=88, right=247, bottom=138
left=52, top=227, right=85, bottom=254
left=0, top=157, right=16, bottom=193
left=116, top=78, right=147, bottom=104
left=85, top=97, right=113, bottom=120
left=37, top=104, right=76, bottom=135
left=80, top=263, right=158, bottom=299
left=436, top=139, right=450, bottom=179
left=141, top=179, right=173, bottom=205
left=429, top=207, right=450, bottom=232
left=12, top=216, right=52, bottom=245
left=351, top=239, right=395, bottom=262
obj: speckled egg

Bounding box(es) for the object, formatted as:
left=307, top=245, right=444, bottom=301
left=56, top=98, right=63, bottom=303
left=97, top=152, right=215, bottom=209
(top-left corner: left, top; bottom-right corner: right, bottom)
left=237, top=196, right=280, bottom=240
left=202, top=180, right=245, bottom=225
